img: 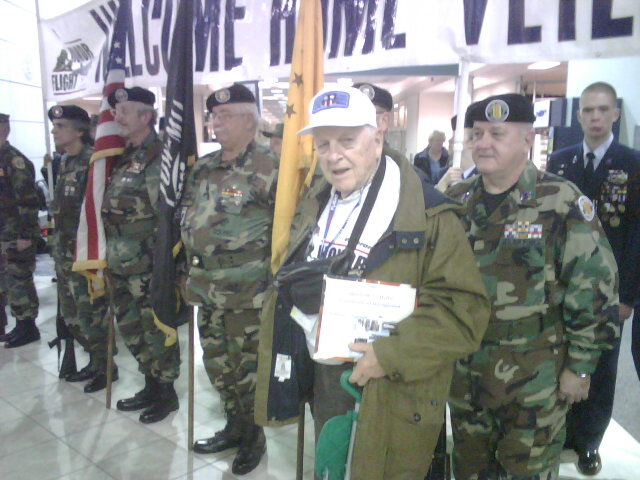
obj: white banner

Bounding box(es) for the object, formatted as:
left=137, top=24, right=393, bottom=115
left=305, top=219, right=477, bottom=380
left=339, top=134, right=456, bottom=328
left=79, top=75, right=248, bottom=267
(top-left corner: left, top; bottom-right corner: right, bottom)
left=40, top=0, right=640, bottom=101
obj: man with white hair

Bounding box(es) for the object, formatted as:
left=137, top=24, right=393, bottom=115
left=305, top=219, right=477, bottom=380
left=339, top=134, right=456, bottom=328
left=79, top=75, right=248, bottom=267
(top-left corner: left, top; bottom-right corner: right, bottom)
left=180, top=83, right=278, bottom=475
left=255, top=86, right=490, bottom=479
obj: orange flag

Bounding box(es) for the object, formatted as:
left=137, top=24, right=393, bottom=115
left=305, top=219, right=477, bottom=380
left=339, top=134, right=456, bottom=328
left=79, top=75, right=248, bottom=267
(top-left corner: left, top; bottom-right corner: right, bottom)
left=270, top=0, right=324, bottom=273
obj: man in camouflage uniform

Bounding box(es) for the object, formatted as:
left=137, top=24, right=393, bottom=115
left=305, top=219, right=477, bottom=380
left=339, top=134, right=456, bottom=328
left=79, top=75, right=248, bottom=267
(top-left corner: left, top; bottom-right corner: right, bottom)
left=0, top=113, right=40, bottom=348
left=353, top=82, right=407, bottom=165
left=180, top=83, right=277, bottom=475
left=103, top=87, right=180, bottom=424
left=48, top=105, right=112, bottom=392
left=446, top=94, right=620, bottom=479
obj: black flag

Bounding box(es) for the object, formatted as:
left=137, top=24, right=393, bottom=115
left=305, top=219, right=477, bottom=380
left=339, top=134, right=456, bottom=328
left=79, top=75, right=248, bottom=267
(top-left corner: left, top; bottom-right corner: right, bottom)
left=151, top=0, right=197, bottom=345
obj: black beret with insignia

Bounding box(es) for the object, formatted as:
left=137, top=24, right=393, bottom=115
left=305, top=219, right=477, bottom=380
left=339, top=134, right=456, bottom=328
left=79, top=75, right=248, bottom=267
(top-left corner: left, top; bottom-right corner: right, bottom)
left=466, top=93, right=535, bottom=125
left=107, top=86, right=156, bottom=108
left=206, top=83, right=256, bottom=111
left=0, top=113, right=9, bottom=123
left=48, top=105, right=90, bottom=123
left=353, top=82, right=393, bottom=112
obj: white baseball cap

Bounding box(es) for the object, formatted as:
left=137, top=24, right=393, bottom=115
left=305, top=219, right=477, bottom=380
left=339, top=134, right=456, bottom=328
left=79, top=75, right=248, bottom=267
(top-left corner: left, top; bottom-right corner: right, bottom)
left=297, top=86, right=377, bottom=136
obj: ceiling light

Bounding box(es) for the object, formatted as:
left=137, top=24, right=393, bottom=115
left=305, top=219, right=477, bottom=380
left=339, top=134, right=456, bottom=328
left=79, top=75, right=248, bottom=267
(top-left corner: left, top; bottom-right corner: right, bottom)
left=527, top=61, right=560, bottom=70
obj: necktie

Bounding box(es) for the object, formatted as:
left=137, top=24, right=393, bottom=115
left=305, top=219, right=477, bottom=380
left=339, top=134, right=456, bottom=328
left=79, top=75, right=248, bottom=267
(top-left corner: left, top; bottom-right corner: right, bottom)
left=585, top=152, right=595, bottom=175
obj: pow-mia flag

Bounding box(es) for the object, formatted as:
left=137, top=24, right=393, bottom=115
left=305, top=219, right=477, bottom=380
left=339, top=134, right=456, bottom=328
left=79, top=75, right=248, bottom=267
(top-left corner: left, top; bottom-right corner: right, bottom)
left=151, top=0, right=197, bottom=345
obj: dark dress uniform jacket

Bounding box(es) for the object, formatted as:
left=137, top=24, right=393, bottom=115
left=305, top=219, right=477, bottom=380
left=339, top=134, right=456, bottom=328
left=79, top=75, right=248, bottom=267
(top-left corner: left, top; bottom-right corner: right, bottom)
left=547, top=140, right=640, bottom=450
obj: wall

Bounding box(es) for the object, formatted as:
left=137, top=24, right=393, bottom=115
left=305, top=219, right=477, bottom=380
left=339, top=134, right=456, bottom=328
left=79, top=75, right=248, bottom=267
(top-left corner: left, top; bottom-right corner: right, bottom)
left=0, top=0, right=48, bottom=175
left=566, top=57, right=640, bottom=148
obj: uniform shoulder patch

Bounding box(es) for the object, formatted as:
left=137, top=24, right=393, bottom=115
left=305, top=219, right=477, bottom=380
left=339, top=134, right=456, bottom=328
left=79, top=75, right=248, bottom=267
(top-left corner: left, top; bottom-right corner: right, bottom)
left=11, top=156, right=25, bottom=169
left=577, top=195, right=595, bottom=221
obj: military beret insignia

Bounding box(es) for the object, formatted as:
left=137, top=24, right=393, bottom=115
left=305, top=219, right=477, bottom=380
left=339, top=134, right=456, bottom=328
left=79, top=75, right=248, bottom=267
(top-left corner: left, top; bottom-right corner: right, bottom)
left=358, top=84, right=375, bottom=101
left=12, top=156, right=25, bottom=169
left=578, top=195, right=595, bottom=222
left=485, top=99, right=509, bottom=122
left=51, top=105, right=64, bottom=119
left=115, top=88, right=128, bottom=103
left=215, top=88, right=231, bottom=103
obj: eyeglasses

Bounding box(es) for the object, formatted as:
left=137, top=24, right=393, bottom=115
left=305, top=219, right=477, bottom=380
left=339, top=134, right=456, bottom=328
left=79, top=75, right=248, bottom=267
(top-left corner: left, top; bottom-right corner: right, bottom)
left=210, top=112, right=244, bottom=122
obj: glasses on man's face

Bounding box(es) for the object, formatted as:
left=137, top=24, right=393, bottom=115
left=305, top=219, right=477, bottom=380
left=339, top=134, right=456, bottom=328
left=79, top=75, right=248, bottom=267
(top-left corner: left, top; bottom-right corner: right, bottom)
left=210, top=111, right=243, bottom=122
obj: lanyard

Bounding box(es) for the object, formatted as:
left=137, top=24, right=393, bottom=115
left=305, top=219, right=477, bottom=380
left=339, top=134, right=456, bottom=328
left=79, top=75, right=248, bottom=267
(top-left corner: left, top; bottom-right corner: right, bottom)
left=321, top=186, right=365, bottom=252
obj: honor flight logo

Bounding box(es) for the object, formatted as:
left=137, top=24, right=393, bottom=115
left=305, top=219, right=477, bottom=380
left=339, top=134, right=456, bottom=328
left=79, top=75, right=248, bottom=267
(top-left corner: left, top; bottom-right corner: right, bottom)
left=51, top=41, right=94, bottom=95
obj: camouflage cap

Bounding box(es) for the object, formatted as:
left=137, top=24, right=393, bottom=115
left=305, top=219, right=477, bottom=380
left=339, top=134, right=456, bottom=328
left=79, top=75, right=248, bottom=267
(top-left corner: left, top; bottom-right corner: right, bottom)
left=262, top=123, right=284, bottom=138
left=206, top=83, right=256, bottom=111
left=353, top=82, right=393, bottom=112
left=107, top=86, right=156, bottom=108
left=0, top=113, right=9, bottom=123
left=48, top=104, right=90, bottom=123
left=466, top=93, right=535, bottom=124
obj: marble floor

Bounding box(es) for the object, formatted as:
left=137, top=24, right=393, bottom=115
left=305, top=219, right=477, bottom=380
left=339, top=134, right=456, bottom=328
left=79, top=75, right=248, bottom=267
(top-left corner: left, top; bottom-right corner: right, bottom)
left=0, top=255, right=639, bottom=479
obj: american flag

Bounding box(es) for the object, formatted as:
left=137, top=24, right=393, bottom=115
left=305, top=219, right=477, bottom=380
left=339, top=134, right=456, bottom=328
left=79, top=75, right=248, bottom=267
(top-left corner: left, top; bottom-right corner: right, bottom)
left=73, top=0, right=128, bottom=298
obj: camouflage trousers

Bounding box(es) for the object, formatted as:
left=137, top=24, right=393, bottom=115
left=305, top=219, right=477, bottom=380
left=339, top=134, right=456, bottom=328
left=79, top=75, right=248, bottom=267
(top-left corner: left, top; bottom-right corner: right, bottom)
left=55, top=257, right=110, bottom=365
left=108, top=270, right=180, bottom=382
left=197, top=306, right=260, bottom=419
left=449, top=344, right=567, bottom=480
left=0, top=241, right=39, bottom=323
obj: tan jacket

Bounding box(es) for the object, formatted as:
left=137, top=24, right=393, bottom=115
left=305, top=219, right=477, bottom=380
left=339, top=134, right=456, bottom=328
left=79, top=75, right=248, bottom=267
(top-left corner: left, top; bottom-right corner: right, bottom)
left=255, top=156, right=490, bottom=480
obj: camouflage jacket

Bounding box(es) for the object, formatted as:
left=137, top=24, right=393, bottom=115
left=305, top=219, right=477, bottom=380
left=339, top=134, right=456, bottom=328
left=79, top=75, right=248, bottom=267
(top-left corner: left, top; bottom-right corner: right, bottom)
left=0, top=141, right=40, bottom=242
left=102, top=133, right=161, bottom=276
left=52, top=144, right=93, bottom=263
left=446, top=161, right=620, bottom=375
left=179, top=141, right=278, bottom=309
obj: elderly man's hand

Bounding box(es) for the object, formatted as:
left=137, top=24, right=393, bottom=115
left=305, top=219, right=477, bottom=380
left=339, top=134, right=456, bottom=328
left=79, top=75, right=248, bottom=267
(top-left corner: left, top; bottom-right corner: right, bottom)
left=16, top=239, right=32, bottom=251
left=620, top=303, right=633, bottom=322
left=558, top=368, right=590, bottom=404
left=348, top=342, right=386, bottom=386
left=436, top=167, right=463, bottom=193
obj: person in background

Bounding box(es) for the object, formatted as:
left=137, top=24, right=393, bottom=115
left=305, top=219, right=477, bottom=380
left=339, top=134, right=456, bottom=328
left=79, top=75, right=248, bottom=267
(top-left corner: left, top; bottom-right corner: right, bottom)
left=180, top=83, right=278, bottom=475
left=255, top=85, right=490, bottom=479
left=546, top=81, right=640, bottom=475
left=446, top=93, right=619, bottom=479
left=435, top=113, right=477, bottom=193
left=414, top=130, right=449, bottom=184
left=103, top=87, right=181, bottom=424
left=262, top=122, right=284, bottom=156
left=47, top=104, right=113, bottom=393
left=353, top=82, right=408, bottom=164
left=0, top=112, right=40, bottom=347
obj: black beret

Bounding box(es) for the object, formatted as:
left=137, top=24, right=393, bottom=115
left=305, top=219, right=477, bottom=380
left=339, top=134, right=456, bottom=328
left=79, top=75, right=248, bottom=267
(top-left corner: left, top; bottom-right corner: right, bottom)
left=466, top=94, right=535, bottom=125
left=262, top=123, right=284, bottom=138
left=206, top=83, right=256, bottom=111
left=0, top=113, right=9, bottom=123
left=48, top=105, right=90, bottom=123
left=107, top=86, right=156, bottom=108
left=353, top=82, right=393, bottom=112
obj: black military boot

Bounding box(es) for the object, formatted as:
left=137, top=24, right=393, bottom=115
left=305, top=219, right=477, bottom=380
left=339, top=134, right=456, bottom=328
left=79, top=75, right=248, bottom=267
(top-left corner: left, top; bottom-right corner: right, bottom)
left=84, top=364, right=119, bottom=393
left=231, top=423, right=267, bottom=475
left=139, top=381, right=179, bottom=424
left=193, top=417, right=243, bottom=454
left=116, top=375, right=157, bottom=411
left=5, top=319, right=40, bottom=348
left=66, top=355, right=98, bottom=382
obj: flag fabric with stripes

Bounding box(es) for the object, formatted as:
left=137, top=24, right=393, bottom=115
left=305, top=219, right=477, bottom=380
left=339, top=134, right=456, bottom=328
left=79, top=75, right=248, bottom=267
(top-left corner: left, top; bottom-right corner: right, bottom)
left=72, top=0, right=128, bottom=298
left=151, top=0, right=197, bottom=346
left=271, top=0, right=324, bottom=272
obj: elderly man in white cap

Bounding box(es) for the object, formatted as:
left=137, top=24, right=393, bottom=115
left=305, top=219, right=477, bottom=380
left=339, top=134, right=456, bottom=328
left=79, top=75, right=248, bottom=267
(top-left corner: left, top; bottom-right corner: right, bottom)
left=255, top=86, right=490, bottom=479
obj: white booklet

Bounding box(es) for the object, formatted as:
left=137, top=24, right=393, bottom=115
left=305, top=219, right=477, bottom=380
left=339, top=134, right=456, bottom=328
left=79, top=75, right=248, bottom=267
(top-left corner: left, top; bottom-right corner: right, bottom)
left=313, top=275, right=417, bottom=361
